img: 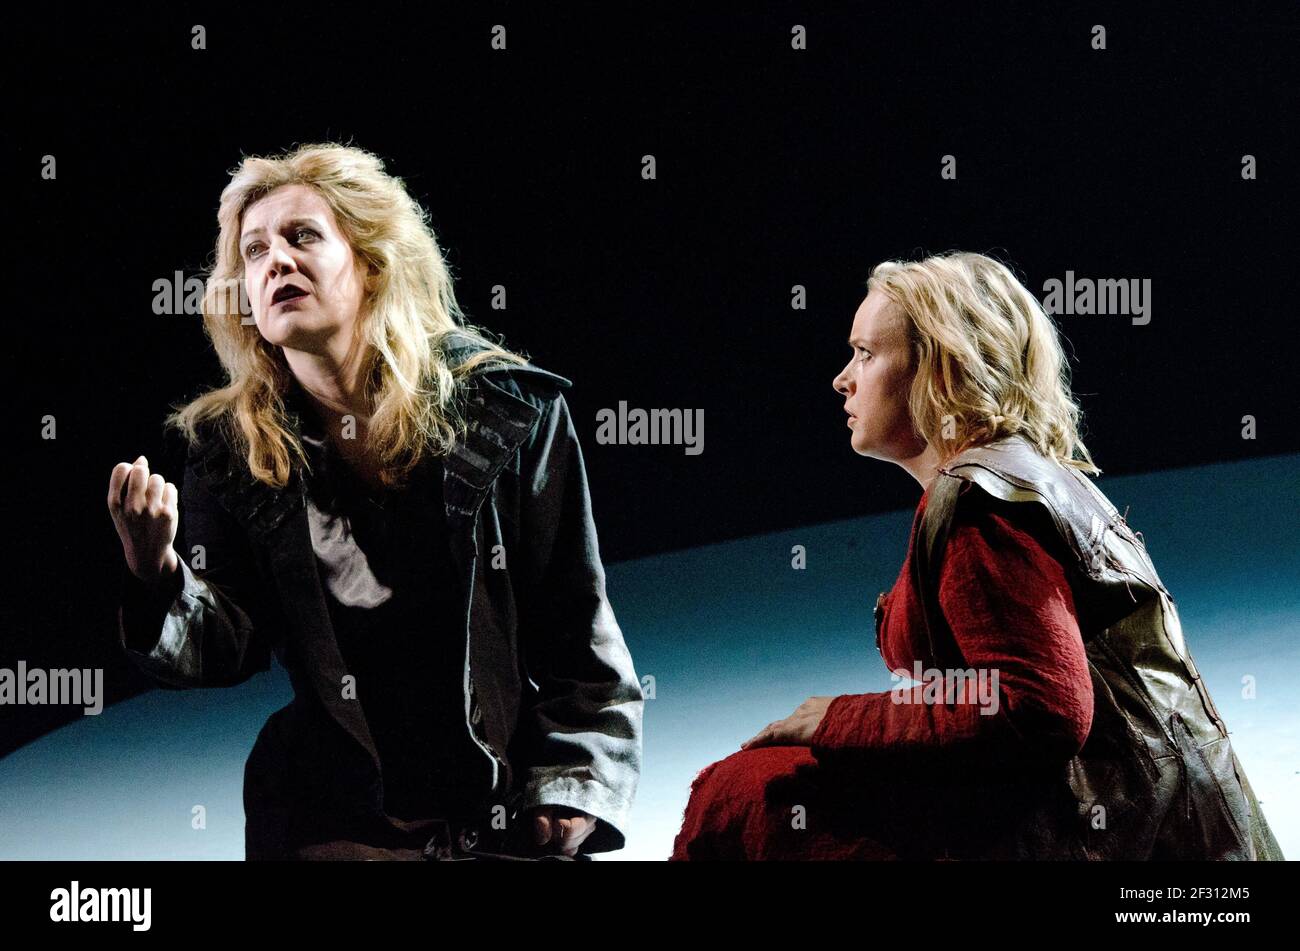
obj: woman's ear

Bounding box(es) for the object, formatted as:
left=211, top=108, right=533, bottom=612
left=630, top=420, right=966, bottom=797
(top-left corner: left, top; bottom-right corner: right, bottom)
left=355, top=255, right=379, bottom=290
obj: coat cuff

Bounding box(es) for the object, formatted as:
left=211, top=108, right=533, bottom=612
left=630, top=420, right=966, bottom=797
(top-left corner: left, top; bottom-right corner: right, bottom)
left=118, top=558, right=207, bottom=685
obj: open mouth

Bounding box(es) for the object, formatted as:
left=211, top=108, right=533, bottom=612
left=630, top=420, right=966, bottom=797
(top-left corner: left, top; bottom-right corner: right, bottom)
left=272, top=286, right=309, bottom=305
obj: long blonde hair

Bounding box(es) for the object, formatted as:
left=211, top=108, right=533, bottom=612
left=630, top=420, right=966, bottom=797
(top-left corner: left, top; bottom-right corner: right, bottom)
left=867, top=250, right=1100, bottom=475
left=167, top=142, right=527, bottom=488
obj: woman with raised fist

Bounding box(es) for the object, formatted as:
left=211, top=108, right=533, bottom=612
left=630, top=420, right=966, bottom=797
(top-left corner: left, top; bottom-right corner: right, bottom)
left=108, top=143, right=642, bottom=861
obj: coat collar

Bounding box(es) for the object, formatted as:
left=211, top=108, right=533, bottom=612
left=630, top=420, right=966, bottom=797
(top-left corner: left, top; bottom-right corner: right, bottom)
left=194, top=333, right=571, bottom=540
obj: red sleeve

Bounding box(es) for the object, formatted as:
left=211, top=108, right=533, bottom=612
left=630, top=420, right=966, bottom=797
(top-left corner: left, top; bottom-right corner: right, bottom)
left=809, top=501, right=1094, bottom=776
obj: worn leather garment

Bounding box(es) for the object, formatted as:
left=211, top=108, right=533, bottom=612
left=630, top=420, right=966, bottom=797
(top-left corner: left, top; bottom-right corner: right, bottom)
left=912, top=434, right=1284, bottom=860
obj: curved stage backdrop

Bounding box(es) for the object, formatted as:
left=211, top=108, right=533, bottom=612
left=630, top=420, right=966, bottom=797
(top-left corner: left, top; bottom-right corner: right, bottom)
left=2, top=454, right=1296, bottom=860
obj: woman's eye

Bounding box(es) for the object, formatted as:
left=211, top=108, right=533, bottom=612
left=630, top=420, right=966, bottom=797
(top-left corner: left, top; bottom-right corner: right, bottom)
left=244, top=229, right=316, bottom=259
left=857, top=347, right=871, bottom=361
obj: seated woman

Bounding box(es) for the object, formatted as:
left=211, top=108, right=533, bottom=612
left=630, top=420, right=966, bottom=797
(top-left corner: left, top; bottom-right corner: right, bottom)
left=670, top=251, right=1283, bottom=861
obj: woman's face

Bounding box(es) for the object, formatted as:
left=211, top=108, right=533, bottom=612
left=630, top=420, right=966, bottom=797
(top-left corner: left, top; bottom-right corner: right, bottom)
left=239, top=183, right=370, bottom=355
left=832, top=289, right=927, bottom=461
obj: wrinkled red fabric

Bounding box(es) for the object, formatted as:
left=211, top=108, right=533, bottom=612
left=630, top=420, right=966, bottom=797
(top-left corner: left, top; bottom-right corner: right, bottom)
left=669, top=486, right=1094, bottom=860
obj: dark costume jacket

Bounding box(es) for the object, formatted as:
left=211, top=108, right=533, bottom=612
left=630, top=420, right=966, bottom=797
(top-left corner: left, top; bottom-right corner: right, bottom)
left=118, top=332, right=644, bottom=857
left=900, top=434, right=1284, bottom=859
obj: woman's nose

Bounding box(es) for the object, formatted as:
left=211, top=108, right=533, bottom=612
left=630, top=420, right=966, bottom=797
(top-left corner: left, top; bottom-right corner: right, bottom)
left=267, top=239, right=296, bottom=274
left=832, top=368, right=849, bottom=394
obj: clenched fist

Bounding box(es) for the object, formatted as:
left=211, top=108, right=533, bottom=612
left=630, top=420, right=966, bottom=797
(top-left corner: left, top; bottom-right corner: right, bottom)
left=107, top=454, right=180, bottom=587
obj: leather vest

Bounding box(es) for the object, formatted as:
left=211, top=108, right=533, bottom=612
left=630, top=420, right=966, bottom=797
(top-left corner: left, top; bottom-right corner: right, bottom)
left=913, top=434, right=1285, bottom=860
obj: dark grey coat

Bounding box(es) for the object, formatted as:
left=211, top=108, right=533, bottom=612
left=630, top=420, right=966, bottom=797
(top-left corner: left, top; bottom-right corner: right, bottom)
left=119, top=333, right=644, bottom=857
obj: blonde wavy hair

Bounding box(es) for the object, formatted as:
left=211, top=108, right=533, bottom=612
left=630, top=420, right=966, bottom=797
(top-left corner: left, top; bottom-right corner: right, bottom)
left=867, top=250, right=1100, bottom=475
left=166, top=142, right=527, bottom=488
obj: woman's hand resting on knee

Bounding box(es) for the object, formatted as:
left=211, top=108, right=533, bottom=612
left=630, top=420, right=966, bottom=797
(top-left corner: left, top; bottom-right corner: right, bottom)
left=740, top=696, right=836, bottom=749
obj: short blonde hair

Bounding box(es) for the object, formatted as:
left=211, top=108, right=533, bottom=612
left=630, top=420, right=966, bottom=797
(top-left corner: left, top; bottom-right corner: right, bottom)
left=867, top=250, right=1100, bottom=475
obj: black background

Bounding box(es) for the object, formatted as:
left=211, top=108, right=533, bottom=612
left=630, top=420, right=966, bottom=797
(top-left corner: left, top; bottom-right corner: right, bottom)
left=6, top=3, right=1297, bottom=750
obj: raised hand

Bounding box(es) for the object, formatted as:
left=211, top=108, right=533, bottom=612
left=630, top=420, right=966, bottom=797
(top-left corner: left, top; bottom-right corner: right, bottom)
left=107, top=454, right=180, bottom=587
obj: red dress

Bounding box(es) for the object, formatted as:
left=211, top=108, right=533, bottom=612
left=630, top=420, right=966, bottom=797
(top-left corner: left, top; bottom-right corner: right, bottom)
left=669, top=486, right=1095, bottom=860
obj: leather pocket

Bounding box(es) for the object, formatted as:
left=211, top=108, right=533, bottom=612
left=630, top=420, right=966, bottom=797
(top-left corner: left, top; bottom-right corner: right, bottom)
left=1170, top=712, right=1251, bottom=857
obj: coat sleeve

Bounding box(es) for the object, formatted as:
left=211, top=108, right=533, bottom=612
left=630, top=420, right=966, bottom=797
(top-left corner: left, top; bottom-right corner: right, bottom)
left=117, top=443, right=278, bottom=689
left=809, top=501, right=1094, bottom=778
left=512, top=390, right=644, bottom=853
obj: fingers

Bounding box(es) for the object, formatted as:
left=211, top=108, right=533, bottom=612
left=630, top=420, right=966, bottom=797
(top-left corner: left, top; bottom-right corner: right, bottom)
left=108, top=455, right=147, bottom=512
left=533, top=811, right=552, bottom=846
left=123, top=459, right=152, bottom=516
left=162, top=480, right=178, bottom=517
left=107, top=462, right=133, bottom=512
left=550, top=816, right=591, bottom=856
left=109, top=456, right=175, bottom=520
left=551, top=816, right=575, bottom=853
left=121, top=458, right=147, bottom=515
left=559, top=816, right=597, bottom=855
left=532, top=808, right=594, bottom=856
left=145, top=472, right=166, bottom=509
